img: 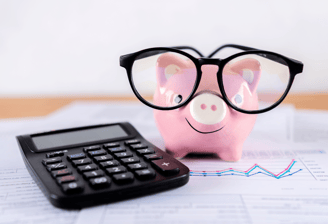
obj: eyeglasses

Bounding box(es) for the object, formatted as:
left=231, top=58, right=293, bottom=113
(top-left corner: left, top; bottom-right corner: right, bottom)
left=120, top=44, right=303, bottom=114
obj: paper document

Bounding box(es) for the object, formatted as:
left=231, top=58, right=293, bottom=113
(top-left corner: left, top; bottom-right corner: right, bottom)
left=0, top=168, right=79, bottom=224
left=294, top=109, right=328, bottom=143
left=0, top=101, right=328, bottom=224
left=76, top=147, right=328, bottom=224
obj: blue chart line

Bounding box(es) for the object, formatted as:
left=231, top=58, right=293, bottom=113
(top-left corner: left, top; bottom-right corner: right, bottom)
left=190, top=159, right=302, bottom=179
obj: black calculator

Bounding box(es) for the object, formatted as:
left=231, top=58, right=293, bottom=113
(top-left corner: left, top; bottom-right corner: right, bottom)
left=16, top=122, right=189, bottom=209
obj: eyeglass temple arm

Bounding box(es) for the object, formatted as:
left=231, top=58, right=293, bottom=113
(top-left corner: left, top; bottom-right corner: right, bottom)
left=171, top=46, right=204, bottom=57
left=208, top=44, right=303, bottom=74
left=208, top=44, right=257, bottom=58
left=138, top=46, right=204, bottom=58
left=208, top=44, right=283, bottom=64
left=121, top=46, right=204, bottom=60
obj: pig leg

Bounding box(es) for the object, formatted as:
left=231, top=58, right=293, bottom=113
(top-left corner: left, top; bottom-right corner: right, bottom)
left=165, top=147, right=189, bottom=159
left=217, top=143, right=243, bottom=161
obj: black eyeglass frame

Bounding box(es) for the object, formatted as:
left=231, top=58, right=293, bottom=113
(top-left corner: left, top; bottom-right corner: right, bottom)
left=120, top=44, right=303, bottom=114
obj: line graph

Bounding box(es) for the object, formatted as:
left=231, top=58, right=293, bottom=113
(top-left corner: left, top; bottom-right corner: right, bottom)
left=190, top=159, right=303, bottom=179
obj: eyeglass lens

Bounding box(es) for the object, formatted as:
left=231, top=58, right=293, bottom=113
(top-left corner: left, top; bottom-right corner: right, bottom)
left=132, top=50, right=197, bottom=108
left=222, top=53, right=290, bottom=111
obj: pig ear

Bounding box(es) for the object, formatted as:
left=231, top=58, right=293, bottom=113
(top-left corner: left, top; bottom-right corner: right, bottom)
left=156, top=53, right=193, bottom=87
left=228, top=58, right=261, bottom=94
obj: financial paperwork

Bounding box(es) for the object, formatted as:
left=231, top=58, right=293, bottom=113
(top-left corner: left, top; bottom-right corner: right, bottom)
left=76, top=147, right=328, bottom=224
left=0, top=101, right=328, bottom=224
left=0, top=168, right=79, bottom=224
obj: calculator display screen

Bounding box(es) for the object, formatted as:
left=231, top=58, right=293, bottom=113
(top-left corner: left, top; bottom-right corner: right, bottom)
left=32, top=125, right=128, bottom=151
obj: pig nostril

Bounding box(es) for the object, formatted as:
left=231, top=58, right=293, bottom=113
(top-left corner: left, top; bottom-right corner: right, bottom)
left=201, top=104, right=207, bottom=110
left=211, top=105, right=217, bottom=111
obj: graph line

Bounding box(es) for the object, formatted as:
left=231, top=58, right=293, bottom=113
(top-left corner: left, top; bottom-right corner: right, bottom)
left=190, top=159, right=302, bottom=179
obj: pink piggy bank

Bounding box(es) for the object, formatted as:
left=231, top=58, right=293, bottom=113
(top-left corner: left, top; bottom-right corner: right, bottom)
left=153, top=53, right=261, bottom=161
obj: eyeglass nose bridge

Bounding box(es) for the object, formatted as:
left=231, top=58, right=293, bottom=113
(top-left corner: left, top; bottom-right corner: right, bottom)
left=198, top=58, right=222, bottom=66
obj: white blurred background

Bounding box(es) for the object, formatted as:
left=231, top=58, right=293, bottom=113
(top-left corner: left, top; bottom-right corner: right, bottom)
left=0, top=0, right=327, bottom=97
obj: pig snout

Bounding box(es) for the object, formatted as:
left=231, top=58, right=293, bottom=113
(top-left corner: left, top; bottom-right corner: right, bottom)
left=190, top=93, right=227, bottom=125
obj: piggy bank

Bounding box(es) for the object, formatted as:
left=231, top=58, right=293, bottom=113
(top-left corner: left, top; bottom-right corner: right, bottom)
left=153, top=53, right=261, bottom=161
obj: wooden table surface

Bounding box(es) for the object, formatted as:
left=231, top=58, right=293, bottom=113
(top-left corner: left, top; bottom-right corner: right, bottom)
left=0, top=93, right=327, bottom=119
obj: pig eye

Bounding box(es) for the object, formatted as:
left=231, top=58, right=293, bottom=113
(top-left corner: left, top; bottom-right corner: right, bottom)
left=233, top=94, right=243, bottom=106
left=174, top=95, right=183, bottom=104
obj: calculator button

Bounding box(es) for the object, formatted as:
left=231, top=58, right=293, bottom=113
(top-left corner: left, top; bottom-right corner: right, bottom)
left=46, top=151, right=64, bottom=158
left=114, top=151, right=133, bottom=158
left=99, top=160, right=120, bottom=169
left=67, top=153, right=86, bottom=161
left=120, top=157, right=140, bottom=164
left=51, top=168, right=72, bottom=178
left=46, top=163, right=67, bottom=171
left=103, top=142, right=120, bottom=148
left=83, top=170, right=105, bottom=179
left=42, top=157, right=62, bottom=165
left=83, top=145, right=101, bottom=152
left=137, top=148, right=155, bottom=155
left=130, top=144, right=148, bottom=150
left=94, top=155, right=113, bottom=163
left=72, top=158, right=92, bottom=167
left=77, top=164, right=98, bottom=173
left=113, top=172, right=134, bottom=184
left=107, top=147, right=126, bottom=153
left=89, top=177, right=111, bottom=188
left=125, top=139, right=140, bottom=145
left=62, top=182, right=84, bottom=193
left=135, top=169, right=156, bottom=180
left=128, top=162, right=148, bottom=170
left=144, top=154, right=163, bottom=161
left=88, top=149, right=107, bottom=157
left=151, top=160, right=180, bottom=175
left=57, top=175, right=77, bottom=184
left=106, top=166, right=127, bottom=175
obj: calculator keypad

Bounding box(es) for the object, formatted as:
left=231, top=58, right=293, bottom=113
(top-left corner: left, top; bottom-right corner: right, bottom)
left=47, top=151, right=64, bottom=158
left=144, top=154, right=163, bottom=161
left=42, top=139, right=178, bottom=194
left=106, top=166, right=127, bottom=175
left=51, top=168, right=72, bottom=178
left=107, top=147, right=126, bottom=153
left=113, top=172, right=134, bottom=184
left=83, top=145, right=101, bottom=152
left=114, top=151, right=133, bottom=158
left=103, top=142, right=120, bottom=148
left=62, top=182, right=84, bottom=193
left=151, top=160, right=180, bottom=176
left=57, top=175, right=77, bottom=184
left=77, top=164, right=98, bottom=173
left=46, top=163, right=67, bottom=171
left=125, top=139, right=140, bottom=145
left=135, top=169, right=156, bottom=180
left=99, top=160, right=120, bottom=168
left=88, top=149, right=107, bottom=157
left=120, top=157, right=140, bottom=164
left=83, top=170, right=105, bottom=179
left=42, top=157, right=62, bottom=165
left=67, top=153, right=86, bottom=160
left=89, top=177, right=111, bottom=187
left=94, top=155, right=113, bottom=162
left=128, top=162, right=148, bottom=170
left=72, top=158, right=92, bottom=167
left=130, top=144, right=148, bottom=150
left=137, top=148, right=155, bottom=155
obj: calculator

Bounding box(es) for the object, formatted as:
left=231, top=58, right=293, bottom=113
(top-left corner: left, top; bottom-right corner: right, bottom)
left=16, top=122, right=189, bottom=209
